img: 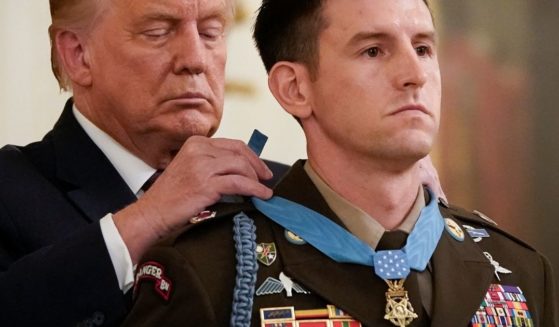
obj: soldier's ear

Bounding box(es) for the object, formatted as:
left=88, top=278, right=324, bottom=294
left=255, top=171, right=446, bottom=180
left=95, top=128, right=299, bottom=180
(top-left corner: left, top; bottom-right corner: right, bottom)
left=268, top=61, right=313, bottom=120
left=54, top=30, right=92, bottom=87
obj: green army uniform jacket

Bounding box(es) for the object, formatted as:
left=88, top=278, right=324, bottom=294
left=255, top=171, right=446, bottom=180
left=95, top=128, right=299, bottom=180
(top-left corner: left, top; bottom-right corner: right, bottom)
left=124, top=160, right=557, bottom=327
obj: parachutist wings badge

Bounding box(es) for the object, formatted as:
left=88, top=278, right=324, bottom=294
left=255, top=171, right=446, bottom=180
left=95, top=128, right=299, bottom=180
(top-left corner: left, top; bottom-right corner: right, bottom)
left=256, top=272, right=310, bottom=297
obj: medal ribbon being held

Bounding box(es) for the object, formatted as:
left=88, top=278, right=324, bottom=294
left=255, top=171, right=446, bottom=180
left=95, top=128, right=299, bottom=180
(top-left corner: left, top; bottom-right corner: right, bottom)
left=252, top=189, right=445, bottom=327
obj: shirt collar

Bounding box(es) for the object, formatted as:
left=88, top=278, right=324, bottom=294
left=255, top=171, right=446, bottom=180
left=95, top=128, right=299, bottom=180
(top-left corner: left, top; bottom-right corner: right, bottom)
left=304, top=161, right=425, bottom=249
left=73, top=105, right=156, bottom=196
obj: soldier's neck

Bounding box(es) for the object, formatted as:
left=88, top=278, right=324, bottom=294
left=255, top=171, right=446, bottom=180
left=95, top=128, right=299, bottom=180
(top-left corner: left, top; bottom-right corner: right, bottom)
left=307, top=153, right=421, bottom=231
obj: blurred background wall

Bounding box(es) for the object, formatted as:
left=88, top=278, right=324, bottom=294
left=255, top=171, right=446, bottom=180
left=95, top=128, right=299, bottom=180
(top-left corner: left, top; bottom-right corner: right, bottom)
left=0, top=1, right=557, bottom=297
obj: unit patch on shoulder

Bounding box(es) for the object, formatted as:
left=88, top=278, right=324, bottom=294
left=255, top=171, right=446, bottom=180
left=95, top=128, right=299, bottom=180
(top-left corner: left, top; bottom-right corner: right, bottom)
left=134, top=261, right=173, bottom=301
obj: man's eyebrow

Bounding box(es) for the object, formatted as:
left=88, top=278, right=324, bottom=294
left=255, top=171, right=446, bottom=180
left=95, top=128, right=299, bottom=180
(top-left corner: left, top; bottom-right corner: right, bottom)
left=414, top=31, right=437, bottom=44
left=138, top=13, right=181, bottom=23
left=346, top=30, right=437, bottom=47
left=347, top=31, right=392, bottom=46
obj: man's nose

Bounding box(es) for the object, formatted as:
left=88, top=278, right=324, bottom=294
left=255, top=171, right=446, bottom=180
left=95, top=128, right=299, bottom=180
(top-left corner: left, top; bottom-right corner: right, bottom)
left=392, top=48, right=427, bottom=90
left=172, top=25, right=207, bottom=75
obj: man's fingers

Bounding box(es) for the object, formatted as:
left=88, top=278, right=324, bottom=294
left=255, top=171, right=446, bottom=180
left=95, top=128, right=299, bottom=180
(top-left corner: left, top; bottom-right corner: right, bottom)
left=216, top=175, right=273, bottom=200
left=209, top=138, right=273, bottom=180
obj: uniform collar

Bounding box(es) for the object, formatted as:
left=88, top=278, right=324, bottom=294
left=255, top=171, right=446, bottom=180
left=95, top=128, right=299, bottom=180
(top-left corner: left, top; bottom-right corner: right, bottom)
left=73, top=106, right=156, bottom=196
left=303, top=161, right=424, bottom=249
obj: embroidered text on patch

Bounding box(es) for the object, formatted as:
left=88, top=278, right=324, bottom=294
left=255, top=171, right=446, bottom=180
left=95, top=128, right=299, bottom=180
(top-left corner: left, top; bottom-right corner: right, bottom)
left=134, top=261, right=173, bottom=301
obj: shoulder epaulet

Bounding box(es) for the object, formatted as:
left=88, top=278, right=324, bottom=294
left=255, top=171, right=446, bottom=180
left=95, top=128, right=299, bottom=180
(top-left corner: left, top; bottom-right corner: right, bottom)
left=158, top=199, right=257, bottom=246
left=439, top=202, right=536, bottom=251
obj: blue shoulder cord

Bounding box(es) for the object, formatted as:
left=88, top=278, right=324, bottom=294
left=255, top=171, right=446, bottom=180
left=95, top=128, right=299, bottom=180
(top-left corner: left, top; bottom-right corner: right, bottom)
left=229, top=130, right=268, bottom=327
left=230, top=212, right=258, bottom=327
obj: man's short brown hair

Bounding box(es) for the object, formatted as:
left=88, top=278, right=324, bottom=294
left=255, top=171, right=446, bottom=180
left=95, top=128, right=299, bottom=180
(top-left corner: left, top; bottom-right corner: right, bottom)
left=253, top=0, right=431, bottom=77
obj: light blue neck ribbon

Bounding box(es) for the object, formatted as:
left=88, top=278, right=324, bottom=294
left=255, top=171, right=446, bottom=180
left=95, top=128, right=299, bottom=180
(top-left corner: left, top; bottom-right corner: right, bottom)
left=252, top=191, right=444, bottom=280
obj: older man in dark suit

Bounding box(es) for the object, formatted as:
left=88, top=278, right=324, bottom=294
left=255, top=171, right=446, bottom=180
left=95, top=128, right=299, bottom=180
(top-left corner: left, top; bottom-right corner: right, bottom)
left=0, top=0, right=278, bottom=326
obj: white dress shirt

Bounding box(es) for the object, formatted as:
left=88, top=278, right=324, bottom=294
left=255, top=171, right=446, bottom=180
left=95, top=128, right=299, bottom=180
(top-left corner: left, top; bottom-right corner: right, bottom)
left=73, top=107, right=156, bottom=293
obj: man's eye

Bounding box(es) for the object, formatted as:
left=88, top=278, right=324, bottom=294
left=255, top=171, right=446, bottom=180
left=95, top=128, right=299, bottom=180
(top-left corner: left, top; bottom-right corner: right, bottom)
left=200, top=27, right=224, bottom=41
left=143, top=28, right=169, bottom=38
left=365, top=47, right=380, bottom=58
left=416, top=45, right=430, bottom=56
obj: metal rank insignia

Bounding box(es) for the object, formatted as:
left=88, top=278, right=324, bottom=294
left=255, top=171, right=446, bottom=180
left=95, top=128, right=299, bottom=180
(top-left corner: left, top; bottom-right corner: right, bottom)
left=470, top=284, right=533, bottom=327
left=256, top=243, right=277, bottom=266
left=260, top=305, right=362, bottom=327
left=383, top=279, right=418, bottom=327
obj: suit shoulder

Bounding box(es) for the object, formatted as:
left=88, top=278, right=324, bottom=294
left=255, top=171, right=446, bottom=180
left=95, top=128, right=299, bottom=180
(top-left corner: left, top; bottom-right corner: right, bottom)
left=440, top=203, right=536, bottom=252
left=0, top=136, right=55, bottom=179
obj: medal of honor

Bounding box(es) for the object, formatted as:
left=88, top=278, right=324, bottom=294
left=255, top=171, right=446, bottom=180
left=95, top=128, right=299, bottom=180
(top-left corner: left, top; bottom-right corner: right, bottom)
left=374, top=250, right=417, bottom=326
left=252, top=189, right=444, bottom=327
left=384, top=279, right=418, bottom=327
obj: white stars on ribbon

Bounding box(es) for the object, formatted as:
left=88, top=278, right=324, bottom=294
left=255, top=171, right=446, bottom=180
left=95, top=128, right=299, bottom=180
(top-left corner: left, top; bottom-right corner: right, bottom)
left=374, top=250, right=410, bottom=280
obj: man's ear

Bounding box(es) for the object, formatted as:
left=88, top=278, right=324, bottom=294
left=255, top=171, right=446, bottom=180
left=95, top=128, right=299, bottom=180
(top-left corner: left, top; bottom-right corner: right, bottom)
left=54, top=30, right=92, bottom=87
left=268, top=62, right=313, bottom=120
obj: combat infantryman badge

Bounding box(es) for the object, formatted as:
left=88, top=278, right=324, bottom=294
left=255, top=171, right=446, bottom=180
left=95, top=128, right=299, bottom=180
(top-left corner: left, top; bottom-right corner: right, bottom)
left=256, top=243, right=277, bottom=266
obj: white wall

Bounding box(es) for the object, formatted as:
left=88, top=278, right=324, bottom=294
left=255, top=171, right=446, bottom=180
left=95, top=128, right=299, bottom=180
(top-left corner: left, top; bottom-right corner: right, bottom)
left=0, top=0, right=306, bottom=164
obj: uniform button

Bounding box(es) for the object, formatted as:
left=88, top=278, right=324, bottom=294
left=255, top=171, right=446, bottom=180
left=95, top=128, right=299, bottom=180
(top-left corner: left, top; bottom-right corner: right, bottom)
left=92, top=312, right=105, bottom=325
left=84, top=319, right=94, bottom=327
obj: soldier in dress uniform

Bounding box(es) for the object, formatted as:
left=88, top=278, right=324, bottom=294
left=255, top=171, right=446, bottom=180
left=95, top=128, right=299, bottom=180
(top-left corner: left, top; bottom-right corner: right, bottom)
left=124, top=0, right=557, bottom=326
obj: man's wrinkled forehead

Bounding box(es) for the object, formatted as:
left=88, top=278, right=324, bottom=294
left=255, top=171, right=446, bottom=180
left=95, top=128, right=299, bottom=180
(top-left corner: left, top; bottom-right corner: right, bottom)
left=110, top=0, right=234, bottom=23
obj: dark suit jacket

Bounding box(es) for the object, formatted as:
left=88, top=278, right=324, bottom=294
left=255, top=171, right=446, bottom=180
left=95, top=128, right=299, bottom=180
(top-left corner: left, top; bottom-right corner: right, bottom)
left=0, top=99, right=288, bottom=327
left=124, top=160, right=557, bottom=327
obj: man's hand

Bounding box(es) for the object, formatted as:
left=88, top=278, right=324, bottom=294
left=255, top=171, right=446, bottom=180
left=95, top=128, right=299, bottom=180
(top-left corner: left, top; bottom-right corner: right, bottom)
left=418, top=155, right=447, bottom=203
left=113, top=136, right=273, bottom=263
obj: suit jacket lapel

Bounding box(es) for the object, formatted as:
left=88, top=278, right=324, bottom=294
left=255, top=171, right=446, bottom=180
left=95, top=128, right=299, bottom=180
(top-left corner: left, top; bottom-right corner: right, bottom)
left=51, top=99, right=136, bottom=222
left=429, top=216, right=494, bottom=326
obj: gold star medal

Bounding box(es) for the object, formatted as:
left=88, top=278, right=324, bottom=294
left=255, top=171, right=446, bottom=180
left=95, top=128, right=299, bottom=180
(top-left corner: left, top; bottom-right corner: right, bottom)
left=384, top=279, right=418, bottom=327
left=374, top=250, right=417, bottom=326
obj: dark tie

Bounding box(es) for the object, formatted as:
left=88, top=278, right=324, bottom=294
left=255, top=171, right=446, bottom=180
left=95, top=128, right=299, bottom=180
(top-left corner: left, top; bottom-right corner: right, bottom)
left=377, top=230, right=408, bottom=250
left=141, top=170, right=163, bottom=192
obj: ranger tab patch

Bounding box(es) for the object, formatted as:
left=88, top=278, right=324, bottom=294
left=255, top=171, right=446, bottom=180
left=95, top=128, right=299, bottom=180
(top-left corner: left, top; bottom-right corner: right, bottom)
left=134, top=261, right=173, bottom=301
